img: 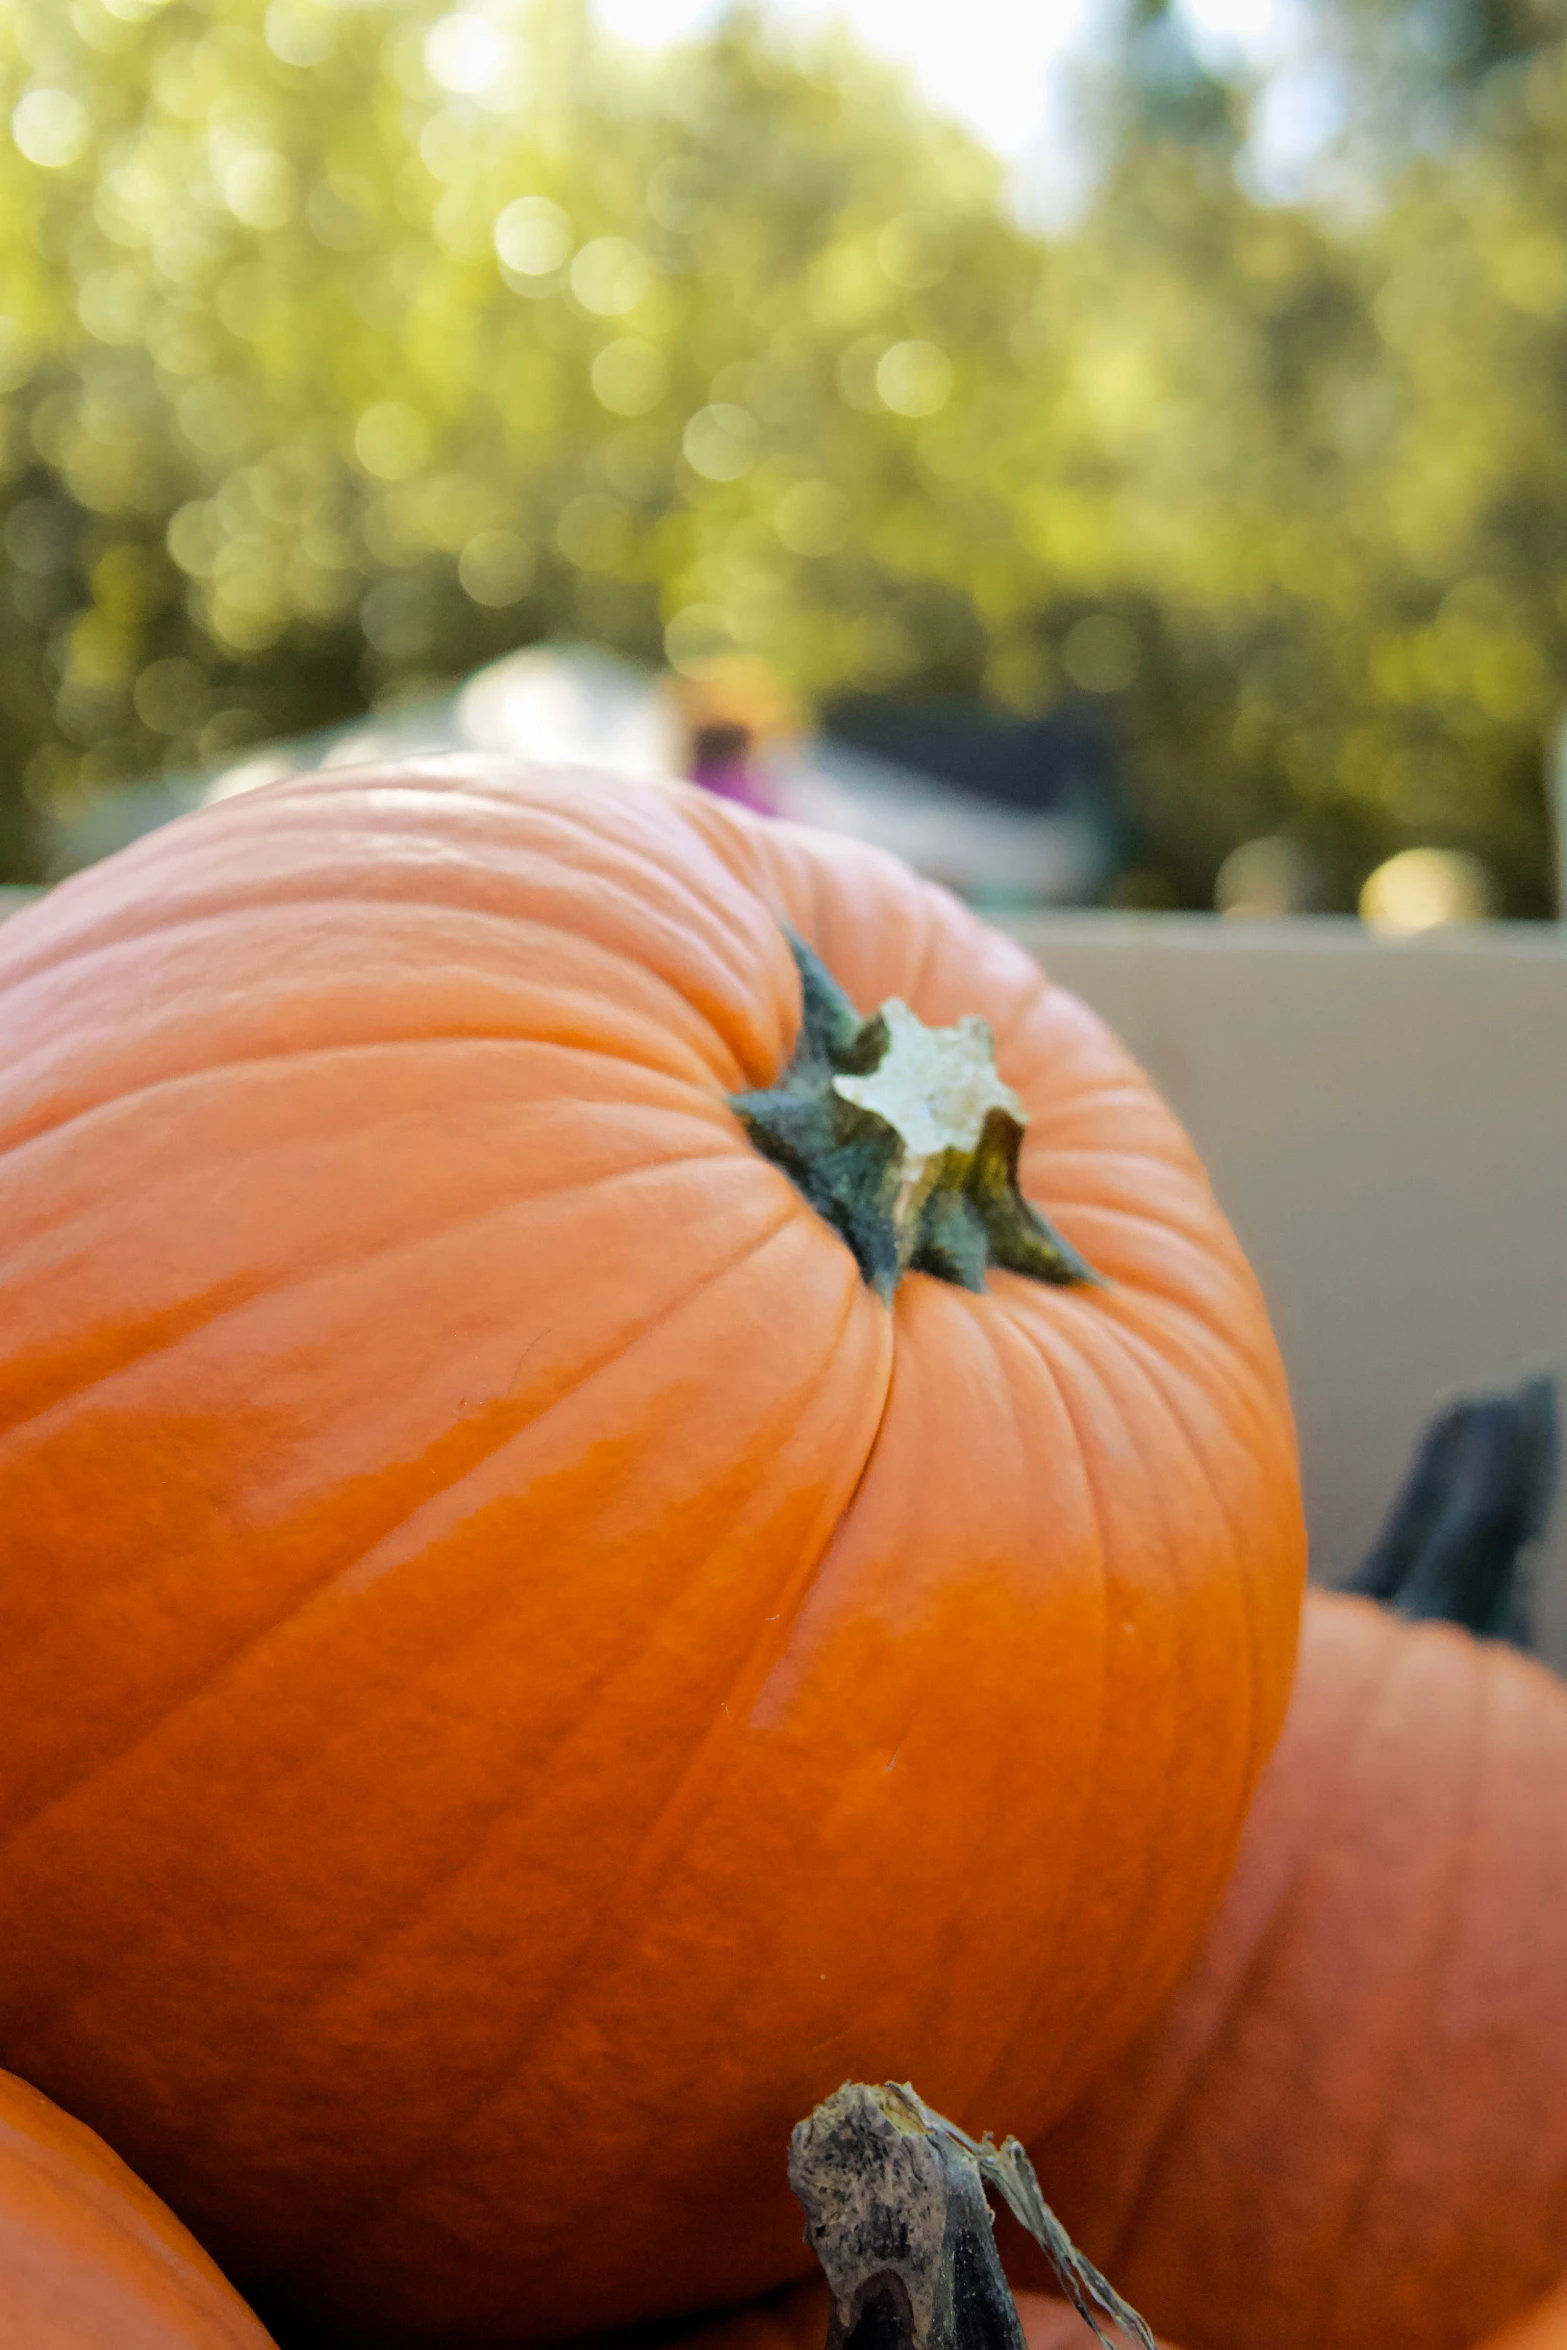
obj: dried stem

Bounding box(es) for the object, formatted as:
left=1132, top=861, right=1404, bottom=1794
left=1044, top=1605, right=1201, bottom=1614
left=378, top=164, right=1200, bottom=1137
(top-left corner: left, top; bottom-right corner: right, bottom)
left=788, top=2083, right=1153, bottom=2350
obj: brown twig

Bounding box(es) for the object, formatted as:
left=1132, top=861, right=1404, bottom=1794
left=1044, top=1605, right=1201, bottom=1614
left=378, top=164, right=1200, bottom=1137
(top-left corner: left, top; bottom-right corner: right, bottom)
left=788, top=2082, right=1154, bottom=2350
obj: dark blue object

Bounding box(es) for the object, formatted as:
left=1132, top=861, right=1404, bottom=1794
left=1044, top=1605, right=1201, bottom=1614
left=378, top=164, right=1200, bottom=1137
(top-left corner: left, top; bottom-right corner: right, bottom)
left=1346, top=1373, right=1559, bottom=1645
left=821, top=698, right=1119, bottom=820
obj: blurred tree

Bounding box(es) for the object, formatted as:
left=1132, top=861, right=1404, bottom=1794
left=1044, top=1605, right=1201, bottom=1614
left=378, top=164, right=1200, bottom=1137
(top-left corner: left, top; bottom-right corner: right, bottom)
left=1299, top=0, right=1561, bottom=160
left=1042, top=0, right=1567, bottom=908
left=0, top=0, right=1054, bottom=875
left=1101, top=0, right=1243, bottom=155
left=0, top=0, right=1563, bottom=911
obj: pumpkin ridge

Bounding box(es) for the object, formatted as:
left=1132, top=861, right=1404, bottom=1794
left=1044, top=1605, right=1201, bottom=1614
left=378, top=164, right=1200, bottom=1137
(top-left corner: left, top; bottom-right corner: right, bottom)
left=0, top=1197, right=810, bottom=1863
left=957, top=1306, right=1116, bottom=2124
left=896, top=887, right=945, bottom=1032
left=1097, top=1281, right=1293, bottom=1457
left=1017, top=1082, right=1207, bottom=1157
left=734, top=807, right=1044, bottom=1081
left=1100, top=1310, right=1277, bottom=2084
left=1100, top=1293, right=1267, bottom=1871
left=0, top=1268, right=267, bottom=1457
left=0, top=875, right=748, bottom=988
left=1089, top=1296, right=1303, bottom=1816
left=981, top=969, right=1068, bottom=1090
left=1311, top=1624, right=1492, bottom=2349
left=179, top=771, right=776, bottom=953
left=1012, top=1166, right=1252, bottom=1263
left=2, top=863, right=781, bottom=1085
left=207, top=1239, right=893, bottom=2283
left=0, top=1026, right=744, bottom=1168
left=1084, top=1613, right=1394, bottom=2283
left=1066, top=1300, right=1274, bottom=1796
left=983, top=970, right=1174, bottom=1121
left=487, top=781, right=785, bottom=918
left=345, top=1223, right=874, bottom=1891
left=1097, top=1285, right=1291, bottom=1476
left=357, top=780, right=796, bottom=1017
left=979, top=1305, right=1224, bottom=2120
left=1032, top=1198, right=1245, bottom=1292
left=2, top=902, right=788, bottom=1096
left=1015, top=1142, right=1222, bottom=1184
left=0, top=1139, right=747, bottom=1456
left=1040, top=1207, right=1282, bottom=1397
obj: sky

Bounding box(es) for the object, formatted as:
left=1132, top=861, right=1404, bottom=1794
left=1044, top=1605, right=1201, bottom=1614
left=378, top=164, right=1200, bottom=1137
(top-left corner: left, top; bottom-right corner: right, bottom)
left=588, top=0, right=1311, bottom=217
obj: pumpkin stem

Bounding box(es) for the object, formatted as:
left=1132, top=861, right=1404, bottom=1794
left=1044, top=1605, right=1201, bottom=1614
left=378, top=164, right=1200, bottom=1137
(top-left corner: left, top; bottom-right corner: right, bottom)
left=732, top=934, right=1102, bottom=1303
left=1345, top=1372, right=1559, bottom=1646
left=789, top=2082, right=1153, bottom=2350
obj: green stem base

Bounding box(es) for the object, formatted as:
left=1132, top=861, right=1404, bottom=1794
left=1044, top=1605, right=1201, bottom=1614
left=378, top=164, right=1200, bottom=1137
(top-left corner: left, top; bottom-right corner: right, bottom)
left=732, top=933, right=1102, bottom=1305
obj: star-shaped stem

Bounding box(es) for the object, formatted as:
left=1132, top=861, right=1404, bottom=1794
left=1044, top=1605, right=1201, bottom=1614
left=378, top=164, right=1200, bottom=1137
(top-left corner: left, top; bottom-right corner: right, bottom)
left=731, top=932, right=1102, bottom=1303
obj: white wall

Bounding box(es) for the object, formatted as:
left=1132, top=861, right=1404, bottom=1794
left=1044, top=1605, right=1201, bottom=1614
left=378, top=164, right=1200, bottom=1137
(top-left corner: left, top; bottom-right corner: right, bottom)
left=1003, top=912, right=1567, bottom=1663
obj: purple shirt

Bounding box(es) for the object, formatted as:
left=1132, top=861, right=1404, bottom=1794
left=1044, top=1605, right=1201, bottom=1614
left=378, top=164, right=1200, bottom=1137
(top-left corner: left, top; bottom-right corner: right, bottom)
left=689, top=756, right=777, bottom=817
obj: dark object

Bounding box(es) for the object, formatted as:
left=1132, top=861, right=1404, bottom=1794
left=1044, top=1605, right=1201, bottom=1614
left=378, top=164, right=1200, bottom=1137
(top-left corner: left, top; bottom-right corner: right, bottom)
left=788, top=2081, right=1153, bottom=2350
left=691, top=721, right=752, bottom=770
left=1346, top=1373, right=1559, bottom=1643
left=822, top=701, right=1115, bottom=820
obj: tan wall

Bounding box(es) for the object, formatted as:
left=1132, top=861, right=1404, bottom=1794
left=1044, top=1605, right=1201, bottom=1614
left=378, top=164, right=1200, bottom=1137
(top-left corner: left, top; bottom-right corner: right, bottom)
left=1002, top=912, right=1567, bottom=1664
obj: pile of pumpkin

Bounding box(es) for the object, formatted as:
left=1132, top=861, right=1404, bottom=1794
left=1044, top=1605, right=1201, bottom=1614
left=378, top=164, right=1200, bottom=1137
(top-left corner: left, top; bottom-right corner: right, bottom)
left=0, top=760, right=1561, bottom=2350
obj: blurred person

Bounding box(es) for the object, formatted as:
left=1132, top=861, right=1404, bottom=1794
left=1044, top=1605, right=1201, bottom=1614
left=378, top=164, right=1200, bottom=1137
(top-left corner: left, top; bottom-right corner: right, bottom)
left=663, top=658, right=803, bottom=817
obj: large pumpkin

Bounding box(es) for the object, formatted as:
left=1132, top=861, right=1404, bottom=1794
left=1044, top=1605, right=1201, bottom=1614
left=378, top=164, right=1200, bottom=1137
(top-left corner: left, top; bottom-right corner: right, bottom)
left=1027, top=1591, right=1567, bottom=2350
left=0, top=760, right=1303, bottom=2342
left=0, top=2062, right=275, bottom=2347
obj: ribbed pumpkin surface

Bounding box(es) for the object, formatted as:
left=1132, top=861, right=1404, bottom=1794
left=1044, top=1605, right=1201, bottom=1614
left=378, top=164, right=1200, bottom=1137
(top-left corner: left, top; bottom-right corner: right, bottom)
left=1029, top=1592, right=1567, bottom=2350
left=0, top=761, right=1303, bottom=2343
left=0, top=2064, right=274, bottom=2348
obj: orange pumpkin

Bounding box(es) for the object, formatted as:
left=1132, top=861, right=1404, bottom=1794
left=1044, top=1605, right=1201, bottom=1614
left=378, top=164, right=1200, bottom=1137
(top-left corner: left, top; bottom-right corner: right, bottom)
left=0, top=2062, right=275, bottom=2347
left=0, top=761, right=1302, bottom=2342
left=1477, top=2288, right=1567, bottom=2350
left=1027, top=1591, right=1567, bottom=2350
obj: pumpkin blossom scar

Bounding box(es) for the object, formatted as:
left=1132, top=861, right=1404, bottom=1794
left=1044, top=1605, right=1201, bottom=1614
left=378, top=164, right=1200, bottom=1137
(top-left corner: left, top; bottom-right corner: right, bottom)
left=832, top=997, right=1025, bottom=1242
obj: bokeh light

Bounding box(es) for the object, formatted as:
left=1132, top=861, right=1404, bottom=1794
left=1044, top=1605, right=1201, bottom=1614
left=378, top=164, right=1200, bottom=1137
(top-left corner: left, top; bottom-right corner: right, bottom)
left=1360, top=846, right=1499, bottom=934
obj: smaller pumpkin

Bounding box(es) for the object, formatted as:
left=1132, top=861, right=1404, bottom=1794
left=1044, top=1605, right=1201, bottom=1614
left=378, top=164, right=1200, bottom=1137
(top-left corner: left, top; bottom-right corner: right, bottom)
left=0, top=2061, right=276, bottom=2347
left=1024, top=1379, right=1567, bottom=2350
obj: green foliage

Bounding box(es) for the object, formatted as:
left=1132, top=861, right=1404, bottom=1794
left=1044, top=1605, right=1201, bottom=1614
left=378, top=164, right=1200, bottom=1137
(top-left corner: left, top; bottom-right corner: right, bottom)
left=1, top=0, right=1565, bottom=908
left=1299, top=0, right=1559, bottom=159
left=1101, top=0, right=1244, bottom=157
